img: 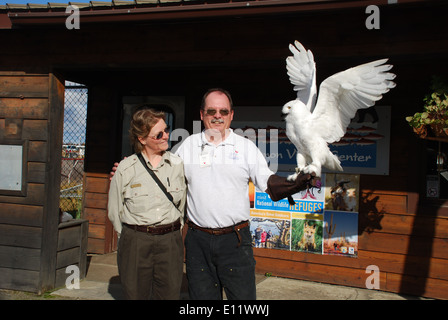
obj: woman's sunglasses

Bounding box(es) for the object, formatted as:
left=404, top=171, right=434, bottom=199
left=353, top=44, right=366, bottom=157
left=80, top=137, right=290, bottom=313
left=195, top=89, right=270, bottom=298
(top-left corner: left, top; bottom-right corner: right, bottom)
left=149, top=126, right=170, bottom=140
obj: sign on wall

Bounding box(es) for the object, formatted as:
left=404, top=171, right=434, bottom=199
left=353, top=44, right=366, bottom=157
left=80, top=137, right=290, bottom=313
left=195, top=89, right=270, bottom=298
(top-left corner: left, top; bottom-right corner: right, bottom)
left=249, top=172, right=359, bottom=257
left=0, top=140, right=27, bottom=196
left=233, top=105, right=391, bottom=175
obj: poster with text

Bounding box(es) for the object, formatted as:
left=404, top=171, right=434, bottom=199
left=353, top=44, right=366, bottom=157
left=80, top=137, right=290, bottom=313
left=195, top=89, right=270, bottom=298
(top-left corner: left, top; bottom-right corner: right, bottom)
left=250, top=213, right=291, bottom=250
left=250, top=171, right=360, bottom=258
left=250, top=172, right=326, bottom=253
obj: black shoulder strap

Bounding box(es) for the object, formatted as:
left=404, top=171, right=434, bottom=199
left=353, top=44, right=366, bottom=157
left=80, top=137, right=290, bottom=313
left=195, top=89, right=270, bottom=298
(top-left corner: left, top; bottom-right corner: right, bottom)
left=137, top=153, right=177, bottom=207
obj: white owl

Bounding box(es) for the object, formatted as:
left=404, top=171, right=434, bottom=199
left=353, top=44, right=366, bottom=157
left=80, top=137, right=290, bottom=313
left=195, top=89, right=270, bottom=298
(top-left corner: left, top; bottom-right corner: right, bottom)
left=282, top=41, right=396, bottom=180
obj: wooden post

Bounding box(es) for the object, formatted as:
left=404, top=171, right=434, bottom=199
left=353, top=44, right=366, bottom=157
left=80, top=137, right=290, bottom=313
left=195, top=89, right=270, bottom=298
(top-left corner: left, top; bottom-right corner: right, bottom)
left=39, top=72, right=65, bottom=293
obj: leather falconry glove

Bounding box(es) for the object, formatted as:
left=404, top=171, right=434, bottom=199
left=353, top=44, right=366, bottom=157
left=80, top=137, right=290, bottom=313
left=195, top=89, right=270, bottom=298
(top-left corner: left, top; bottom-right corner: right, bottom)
left=265, top=173, right=316, bottom=206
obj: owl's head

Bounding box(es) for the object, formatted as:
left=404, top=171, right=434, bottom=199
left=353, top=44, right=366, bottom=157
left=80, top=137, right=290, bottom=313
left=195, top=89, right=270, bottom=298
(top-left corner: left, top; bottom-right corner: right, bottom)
left=282, top=100, right=307, bottom=119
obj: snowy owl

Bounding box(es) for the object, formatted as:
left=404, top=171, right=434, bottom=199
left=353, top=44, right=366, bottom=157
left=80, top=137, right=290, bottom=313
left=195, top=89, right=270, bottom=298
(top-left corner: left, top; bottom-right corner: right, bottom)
left=282, top=41, right=396, bottom=180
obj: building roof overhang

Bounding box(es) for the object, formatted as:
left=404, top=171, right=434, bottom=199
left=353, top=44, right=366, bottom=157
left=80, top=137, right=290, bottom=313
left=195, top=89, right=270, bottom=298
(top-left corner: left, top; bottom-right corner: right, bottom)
left=0, top=0, right=426, bottom=29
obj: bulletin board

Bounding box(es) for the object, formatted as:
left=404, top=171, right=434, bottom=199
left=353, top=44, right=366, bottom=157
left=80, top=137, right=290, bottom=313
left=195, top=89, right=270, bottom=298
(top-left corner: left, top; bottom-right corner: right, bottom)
left=0, top=140, right=27, bottom=196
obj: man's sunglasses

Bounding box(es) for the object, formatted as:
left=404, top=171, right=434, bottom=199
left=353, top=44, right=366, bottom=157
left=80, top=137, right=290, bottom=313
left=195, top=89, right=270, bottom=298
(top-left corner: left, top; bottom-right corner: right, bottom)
left=204, top=109, right=231, bottom=116
left=149, top=126, right=170, bottom=140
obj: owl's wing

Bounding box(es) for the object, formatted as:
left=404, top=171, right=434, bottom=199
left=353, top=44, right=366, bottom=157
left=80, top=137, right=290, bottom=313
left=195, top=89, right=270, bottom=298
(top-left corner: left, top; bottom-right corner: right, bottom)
left=311, top=59, right=396, bottom=143
left=286, top=41, right=317, bottom=112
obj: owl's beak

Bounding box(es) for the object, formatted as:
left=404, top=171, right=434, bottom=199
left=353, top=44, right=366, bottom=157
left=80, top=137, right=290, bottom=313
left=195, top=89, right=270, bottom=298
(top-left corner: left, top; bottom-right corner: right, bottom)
left=281, top=112, right=287, bottom=121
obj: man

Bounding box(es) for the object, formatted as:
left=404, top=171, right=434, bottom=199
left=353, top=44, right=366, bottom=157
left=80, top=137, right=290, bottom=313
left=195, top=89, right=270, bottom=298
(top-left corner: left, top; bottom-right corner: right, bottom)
left=111, top=88, right=314, bottom=299
left=175, top=88, right=313, bottom=299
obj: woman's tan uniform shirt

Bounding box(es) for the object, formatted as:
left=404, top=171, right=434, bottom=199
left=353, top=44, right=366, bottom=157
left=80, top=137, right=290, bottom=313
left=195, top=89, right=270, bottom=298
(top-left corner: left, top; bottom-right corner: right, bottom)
left=108, top=152, right=186, bottom=234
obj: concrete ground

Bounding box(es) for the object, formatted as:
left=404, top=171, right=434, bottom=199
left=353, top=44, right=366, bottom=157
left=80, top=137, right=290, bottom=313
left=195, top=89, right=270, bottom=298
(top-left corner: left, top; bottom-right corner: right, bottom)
left=0, top=252, right=432, bottom=301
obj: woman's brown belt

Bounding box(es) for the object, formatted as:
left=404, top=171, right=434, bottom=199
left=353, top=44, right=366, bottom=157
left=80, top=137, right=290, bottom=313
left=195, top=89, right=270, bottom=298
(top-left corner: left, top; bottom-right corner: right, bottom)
left=123, top=218, right=181, bottom=235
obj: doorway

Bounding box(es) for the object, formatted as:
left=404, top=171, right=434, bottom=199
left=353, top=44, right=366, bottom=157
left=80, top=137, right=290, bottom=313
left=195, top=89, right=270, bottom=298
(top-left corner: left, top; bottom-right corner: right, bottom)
left=60, top=81, right=88, bottom=220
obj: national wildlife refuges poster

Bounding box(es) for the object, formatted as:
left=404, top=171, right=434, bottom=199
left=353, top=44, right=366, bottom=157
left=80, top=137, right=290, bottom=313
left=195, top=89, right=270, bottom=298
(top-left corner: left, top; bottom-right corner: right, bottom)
left=249, top=172, right=359, bottom=257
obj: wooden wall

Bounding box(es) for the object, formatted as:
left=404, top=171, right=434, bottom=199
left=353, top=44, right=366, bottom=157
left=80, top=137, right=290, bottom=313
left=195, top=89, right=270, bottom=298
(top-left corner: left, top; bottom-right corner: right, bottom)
left=55, top=219, right=89, bottom=288
left=83, top=172, right=116, bottom=253
left=0, top=72, right=65, bottom=293
left=254, top=193, right=448, bottom=300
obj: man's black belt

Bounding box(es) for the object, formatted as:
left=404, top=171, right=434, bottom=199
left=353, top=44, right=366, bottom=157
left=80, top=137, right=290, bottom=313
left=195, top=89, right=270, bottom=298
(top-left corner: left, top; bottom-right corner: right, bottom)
left=187, top=220, right=249, bottom=247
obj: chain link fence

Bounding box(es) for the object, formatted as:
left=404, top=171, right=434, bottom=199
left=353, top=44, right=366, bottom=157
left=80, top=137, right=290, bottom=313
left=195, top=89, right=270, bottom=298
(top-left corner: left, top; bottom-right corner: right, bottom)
left=60, top=81, right=88, bottom=220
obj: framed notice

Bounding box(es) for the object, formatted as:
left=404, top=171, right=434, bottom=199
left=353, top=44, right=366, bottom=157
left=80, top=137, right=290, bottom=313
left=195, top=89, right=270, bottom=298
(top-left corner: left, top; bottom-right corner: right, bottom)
left=0, top=140, right=27, bottom=196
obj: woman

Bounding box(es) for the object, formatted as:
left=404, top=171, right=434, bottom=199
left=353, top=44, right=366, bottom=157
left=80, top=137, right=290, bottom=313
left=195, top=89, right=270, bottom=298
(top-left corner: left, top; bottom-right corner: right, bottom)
left=108, top=108, right=186, bottom=300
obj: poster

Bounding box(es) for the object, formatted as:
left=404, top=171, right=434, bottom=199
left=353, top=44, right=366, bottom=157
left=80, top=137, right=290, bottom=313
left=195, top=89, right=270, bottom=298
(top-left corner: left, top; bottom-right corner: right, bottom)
left=250, top=211, right=291, bottom=250
left=249, top=172, right=359, bottom=257
left=291, top=215, right=324, bottom=254
left=323, top=211, right=358, bottom=257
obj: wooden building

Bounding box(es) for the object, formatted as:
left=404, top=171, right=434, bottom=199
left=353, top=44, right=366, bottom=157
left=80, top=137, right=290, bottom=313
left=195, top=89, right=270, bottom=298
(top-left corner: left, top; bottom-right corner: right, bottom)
left=0, top=0, right=447, bottom=298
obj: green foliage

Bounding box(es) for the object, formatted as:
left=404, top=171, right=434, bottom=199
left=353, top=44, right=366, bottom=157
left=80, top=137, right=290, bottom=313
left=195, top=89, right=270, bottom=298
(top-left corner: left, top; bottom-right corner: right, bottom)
left=406, top=76, right=448, bottom=128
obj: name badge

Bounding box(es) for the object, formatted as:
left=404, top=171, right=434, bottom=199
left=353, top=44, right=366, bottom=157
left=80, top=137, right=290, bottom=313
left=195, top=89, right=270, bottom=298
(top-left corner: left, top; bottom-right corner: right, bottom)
left=199, top=153, right=211, bottom=167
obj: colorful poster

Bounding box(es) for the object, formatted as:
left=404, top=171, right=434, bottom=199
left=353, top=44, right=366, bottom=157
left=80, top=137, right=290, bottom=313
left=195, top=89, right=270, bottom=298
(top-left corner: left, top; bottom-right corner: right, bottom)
left=291, top=216, right=324, bottom=254
left=323, top=211, right=358, bottom=257
left=250, top=212, right=291, bottom=250
left=249, top=172, right=360, bottom=258
left=324, top=173, right=360, bottom=212
left=322, top=173, right=359, bottom=257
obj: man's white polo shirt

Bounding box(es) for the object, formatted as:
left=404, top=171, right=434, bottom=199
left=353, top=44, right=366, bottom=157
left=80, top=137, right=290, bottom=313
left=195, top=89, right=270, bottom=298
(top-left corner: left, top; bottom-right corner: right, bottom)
left=175, top=129, right=274, bottom=228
